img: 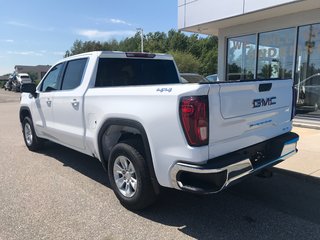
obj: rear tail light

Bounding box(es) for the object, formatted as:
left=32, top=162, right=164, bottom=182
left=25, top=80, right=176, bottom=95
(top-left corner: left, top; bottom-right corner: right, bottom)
left=179, top=96, right=209, bottom=146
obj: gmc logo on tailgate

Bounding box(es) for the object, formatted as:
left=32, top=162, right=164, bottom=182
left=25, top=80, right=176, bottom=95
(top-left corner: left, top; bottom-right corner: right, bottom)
left=253, top=97, right=276, bottom=108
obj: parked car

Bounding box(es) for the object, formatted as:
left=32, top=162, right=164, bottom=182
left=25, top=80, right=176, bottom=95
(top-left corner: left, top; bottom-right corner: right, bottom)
left=4, top=75, right=21, bottom=92
left=205, top=74, right=218, bottom=82
left=180, top=73, right=208, bottom=83
left=295, top=73, right=320, bottom=111
left=20, top=51, right=298, bottom=210
left=16, top=73, right=32, bottom=85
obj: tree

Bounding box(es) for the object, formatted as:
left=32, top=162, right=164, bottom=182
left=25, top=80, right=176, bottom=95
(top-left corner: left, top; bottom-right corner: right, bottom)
left=167, top=29, right=188, bottom=52
left=259, top=64, right=273, bottom=79
left=64, top=30, right=219, bottom=76
left=28, top=71, right=38, bottom=81
left=118, top=33, right=141, bottom=52
left=144, top=31, right=168, bottom=53
left=170, top=51, right=201, bottom=73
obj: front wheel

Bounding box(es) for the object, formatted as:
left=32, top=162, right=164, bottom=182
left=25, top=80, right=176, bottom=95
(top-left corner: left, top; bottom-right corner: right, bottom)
left=22, top=117, right=43, bottom=151
left=108, top=143, right=157, bottom=210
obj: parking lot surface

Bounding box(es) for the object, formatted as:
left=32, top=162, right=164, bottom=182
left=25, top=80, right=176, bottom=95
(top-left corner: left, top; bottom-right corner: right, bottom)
left=1, top=90, right=320, bottom=240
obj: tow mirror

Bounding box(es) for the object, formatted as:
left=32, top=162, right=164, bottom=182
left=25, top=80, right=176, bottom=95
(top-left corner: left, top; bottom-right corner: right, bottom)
left=21, top=83, right=37, bottom=97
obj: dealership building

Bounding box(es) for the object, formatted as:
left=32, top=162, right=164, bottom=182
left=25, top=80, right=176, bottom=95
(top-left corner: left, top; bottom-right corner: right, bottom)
left=178, top=0, right=320, bottom=120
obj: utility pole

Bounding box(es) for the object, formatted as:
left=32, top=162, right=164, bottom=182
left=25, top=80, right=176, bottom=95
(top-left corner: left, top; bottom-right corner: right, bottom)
left=136, top=28, right=144, bottom=52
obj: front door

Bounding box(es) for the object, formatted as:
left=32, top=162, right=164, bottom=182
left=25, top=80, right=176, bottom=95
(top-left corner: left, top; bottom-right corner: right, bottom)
left=34, top=63, right=64, bottom=138
left=50, top=58, right=88, bottom=150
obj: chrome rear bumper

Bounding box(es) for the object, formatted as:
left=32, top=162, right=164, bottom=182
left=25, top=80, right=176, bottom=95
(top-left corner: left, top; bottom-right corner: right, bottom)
left=170, top=132, right=299, bottom=194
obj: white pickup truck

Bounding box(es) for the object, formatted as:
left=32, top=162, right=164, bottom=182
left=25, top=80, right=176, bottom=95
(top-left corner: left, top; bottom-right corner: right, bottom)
left=20, top=51, right=299, bottom=210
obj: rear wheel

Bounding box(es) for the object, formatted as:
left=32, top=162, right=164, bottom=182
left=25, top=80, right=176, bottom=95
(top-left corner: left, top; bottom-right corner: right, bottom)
left=22, top=117, right=43, bottom=151
left=108, top=143, right=157, bottom=210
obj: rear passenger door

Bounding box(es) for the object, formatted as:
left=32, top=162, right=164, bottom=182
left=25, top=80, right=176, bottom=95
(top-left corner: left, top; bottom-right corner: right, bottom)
left=51, top=58, right=88, bottom=150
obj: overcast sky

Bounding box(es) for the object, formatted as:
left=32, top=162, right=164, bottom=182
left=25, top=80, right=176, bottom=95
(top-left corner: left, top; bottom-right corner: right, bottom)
left=0, top=0, right=178, bottom=75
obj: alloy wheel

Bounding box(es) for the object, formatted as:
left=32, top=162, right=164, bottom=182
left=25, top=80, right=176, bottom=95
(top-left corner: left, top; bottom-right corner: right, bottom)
left=24, top=123, right=33, bottom=146
left=113, top=156, right=137, bottom=198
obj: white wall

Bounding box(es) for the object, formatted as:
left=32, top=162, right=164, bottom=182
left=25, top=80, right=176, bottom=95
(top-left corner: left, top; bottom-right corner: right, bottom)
left=178, top=0, right=243, bottom=29
left=178, top=0, right=298, bottom=29
left=243, top=0, right=297, bottom=13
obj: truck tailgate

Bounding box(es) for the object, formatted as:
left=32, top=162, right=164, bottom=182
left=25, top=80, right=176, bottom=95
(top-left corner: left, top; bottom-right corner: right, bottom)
left=208, top=79, right=293, bottom=159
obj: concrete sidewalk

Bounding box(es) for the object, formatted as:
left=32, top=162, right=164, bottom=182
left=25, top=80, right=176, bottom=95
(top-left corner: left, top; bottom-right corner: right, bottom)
left=276, top=127, right=320, bottom=178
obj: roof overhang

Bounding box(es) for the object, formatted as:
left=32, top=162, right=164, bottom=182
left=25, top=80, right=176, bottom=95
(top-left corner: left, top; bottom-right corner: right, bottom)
left=181, top=0, right=320, bottom=35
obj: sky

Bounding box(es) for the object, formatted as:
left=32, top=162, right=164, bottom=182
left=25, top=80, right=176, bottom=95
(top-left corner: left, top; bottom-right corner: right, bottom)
left=0, top=0, right=178, bottom=75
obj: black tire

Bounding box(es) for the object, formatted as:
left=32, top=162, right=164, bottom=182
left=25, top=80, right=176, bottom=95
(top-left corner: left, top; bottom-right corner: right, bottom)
left=108, top=143, right=157, bottom=210
left=22, top=117, right=43, bottom=151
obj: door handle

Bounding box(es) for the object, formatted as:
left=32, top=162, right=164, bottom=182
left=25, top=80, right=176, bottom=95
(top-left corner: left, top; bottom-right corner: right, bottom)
left=71, top=99, right=79, bottom=108
left=46, top=99, right=52, bottom=107
left=259, top=83, right=272, bottom=92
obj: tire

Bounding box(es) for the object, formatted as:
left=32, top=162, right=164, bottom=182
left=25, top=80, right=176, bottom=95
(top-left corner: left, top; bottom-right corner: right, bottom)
left=22, top=117, right=43, bottom=151
left=108, top=143, right=157, bottom=210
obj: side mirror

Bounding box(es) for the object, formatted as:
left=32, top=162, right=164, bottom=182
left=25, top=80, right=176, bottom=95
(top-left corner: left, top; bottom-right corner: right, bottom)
left=21, top=83, right=37, bottom=97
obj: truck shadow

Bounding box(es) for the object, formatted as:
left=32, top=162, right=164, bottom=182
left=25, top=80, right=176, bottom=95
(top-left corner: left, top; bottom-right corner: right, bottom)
left=38, top=141, right=110, bottom=187
left=140, top=172, right=320, bottom=239
left=39, top=142, right=320, bottom=239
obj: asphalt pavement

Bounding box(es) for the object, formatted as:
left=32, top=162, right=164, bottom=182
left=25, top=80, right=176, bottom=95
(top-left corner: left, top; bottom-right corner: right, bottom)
left=1, top=89, right=320, bottom=240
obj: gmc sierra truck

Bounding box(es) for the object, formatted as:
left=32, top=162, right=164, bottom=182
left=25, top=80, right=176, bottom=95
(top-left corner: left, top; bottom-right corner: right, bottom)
left=20, top=51, right=299, bottom=210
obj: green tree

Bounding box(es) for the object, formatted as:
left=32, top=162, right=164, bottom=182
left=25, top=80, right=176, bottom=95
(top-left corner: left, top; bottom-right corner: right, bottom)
left=28, top=71, right=38, bottom=81
left=259, top=64, right=273, bottom=79
left=118, top=33, right=141, bottom=52
left=144, top=31, right=168, bottom=53
left=64, top=30, right=219, bottom=76
left=167, top=29, right=188, bottom=52
left=170, top=51, right=201, bottom=73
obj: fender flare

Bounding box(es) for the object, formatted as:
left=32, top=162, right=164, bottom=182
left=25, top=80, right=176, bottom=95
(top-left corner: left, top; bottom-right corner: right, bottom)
left=98, top=118, right=160, bottom=194
left=19, top=106, right=32, bottom=123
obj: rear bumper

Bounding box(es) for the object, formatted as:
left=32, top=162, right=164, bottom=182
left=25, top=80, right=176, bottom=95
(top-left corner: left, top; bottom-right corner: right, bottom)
left=170, top=132, right=299, bottom=194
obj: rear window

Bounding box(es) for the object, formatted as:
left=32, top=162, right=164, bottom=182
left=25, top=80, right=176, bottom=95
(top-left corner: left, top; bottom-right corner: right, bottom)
left=95, top=58, right=179, bottom=87
left=20, top=76, right=30, bottom=79
left=61, top=58, right=87, bottom=90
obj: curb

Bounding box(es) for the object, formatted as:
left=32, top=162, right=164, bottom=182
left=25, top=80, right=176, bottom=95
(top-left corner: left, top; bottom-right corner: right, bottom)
left=293, top=122, right=320, bottom=130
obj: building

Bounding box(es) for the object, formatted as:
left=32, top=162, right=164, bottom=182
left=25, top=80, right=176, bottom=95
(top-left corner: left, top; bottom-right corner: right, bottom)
left=14, top=65, right=51, bottom=81
left=178, top=0, right=320, bottom=118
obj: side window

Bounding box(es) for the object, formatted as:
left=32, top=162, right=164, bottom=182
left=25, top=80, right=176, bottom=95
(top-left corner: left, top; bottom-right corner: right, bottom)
left=61, top=58, right=88, bottom=90
left=40, top=63, right=64, bottom=92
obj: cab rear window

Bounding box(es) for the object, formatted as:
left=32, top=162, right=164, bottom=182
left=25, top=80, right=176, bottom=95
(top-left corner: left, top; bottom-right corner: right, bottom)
left=95, top=58, right=179, bottom=87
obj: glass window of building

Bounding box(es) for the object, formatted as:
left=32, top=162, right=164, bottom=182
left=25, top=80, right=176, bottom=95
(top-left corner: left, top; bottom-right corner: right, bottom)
left=295, top=23, right=320, bottom=113
left=257, top=28, right=295, bottom=80
left=227, top=35, right=256, bottom=81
